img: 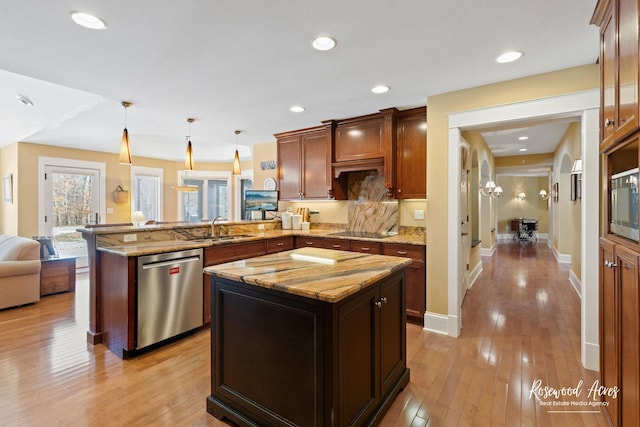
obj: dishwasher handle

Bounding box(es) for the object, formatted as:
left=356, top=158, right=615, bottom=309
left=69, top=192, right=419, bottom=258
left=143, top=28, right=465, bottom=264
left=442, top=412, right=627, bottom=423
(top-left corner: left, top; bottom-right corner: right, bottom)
left=141, top=255, right=201, bottom=270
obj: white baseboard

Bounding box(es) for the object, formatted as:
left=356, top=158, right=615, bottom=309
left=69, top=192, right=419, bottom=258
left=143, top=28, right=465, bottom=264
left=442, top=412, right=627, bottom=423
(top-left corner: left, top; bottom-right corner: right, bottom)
left=480, top=243, right=496, bottom=257
left=583, top=341, right=599, bottom=372
left=554, top=248, right=571, bottom=264
left=468, top=261, right=482, bottom=289
left=569, top=269, right=581, bottom=297
left=423, top=311, right=449, bottom=335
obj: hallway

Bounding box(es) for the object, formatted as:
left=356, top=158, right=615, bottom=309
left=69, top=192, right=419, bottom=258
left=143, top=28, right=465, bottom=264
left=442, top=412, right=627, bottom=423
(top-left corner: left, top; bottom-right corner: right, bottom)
left=0, top=242, right=607, bottom=426
left=383, top=241, right=607, bottom=426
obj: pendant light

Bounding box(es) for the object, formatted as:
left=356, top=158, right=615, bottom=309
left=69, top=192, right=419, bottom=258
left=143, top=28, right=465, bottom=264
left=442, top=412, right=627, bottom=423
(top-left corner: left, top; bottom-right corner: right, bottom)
left=175, top=118, right=198, bottom=192
left=232, top=130, right=242, bottom=175
left=184, top=118, right=195, bottom=170
left=119, top=101, right=133, bottom=165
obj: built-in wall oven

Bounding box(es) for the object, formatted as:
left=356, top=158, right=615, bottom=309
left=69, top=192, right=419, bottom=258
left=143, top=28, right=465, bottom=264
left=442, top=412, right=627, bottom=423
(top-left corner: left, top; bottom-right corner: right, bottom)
left=136, top=248, right=203, bottom=349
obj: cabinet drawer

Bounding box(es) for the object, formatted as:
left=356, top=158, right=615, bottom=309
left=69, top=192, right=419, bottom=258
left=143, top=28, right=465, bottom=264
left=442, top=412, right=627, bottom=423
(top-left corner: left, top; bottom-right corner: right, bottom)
left=41, top=262, right=72, bottom=278
left=382, top=243, right=425, bottom=263
left=349, top=241, right=382, bottom=254
left=205, top=241, right=266, bottom=266
left=295, top=236, right=324, bottom=248
left=323, top=238, right=351, bottom=251
left=266, top=237, right=294, bottom=253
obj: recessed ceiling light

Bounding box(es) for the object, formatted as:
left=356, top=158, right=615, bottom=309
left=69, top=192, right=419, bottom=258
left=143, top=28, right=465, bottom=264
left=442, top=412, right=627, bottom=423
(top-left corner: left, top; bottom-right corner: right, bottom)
left=312, top=36, right=336, bottom=51
left=371, top=85, right=390, bottom=94
left=518, top=136, right=529, bottom=140
left=519, top=148, right=528, bottom=152
left=290, top=105, right=305, bottom=113
left=16, top=94, right=34, bottom=107
left=69, top=11, right=107, bottom=30
left=496, top=51, right=523, bottom=64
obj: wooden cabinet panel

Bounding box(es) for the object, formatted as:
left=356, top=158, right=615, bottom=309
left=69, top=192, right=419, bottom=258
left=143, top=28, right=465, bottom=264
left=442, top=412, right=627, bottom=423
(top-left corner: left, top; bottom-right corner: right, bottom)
left=397, top=107, right=427, bottom=199
left=383, top=243, right=426, bottom=324
left=323, top=238, right=350, bottom=251
left=204, top=240, right=266, bottom=266
left=302, top=129, right=331, bottom=199
left=266, top=236, right=294, bottom=253
left=350, top=241, right=382, bottom=254
left=616, top=245, right=640, bottom=426
left=277, top=134, right=302, bottom=200
left=335, top=116, right=384, bottom=162
left=295, top=236, right=325, bottom=248
left=600, top=238, right=618, bottom=426
left=596, top=0, right=639, bottom=151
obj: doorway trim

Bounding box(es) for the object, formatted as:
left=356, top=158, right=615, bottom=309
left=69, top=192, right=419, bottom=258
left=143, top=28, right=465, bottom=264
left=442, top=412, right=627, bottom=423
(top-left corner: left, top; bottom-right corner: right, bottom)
left=38, top=156, right=106, bottom=234
left=445, top=89, right=599, bottom=370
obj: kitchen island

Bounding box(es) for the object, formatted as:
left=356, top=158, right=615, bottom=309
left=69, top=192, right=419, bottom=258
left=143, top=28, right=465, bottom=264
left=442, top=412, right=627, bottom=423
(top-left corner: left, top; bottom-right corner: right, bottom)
left=204, top=247, right=411, bottom=427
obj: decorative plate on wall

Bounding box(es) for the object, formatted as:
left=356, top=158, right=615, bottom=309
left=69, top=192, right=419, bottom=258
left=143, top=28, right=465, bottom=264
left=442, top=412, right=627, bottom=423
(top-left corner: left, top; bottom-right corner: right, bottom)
left=264, top=177, right=277, bottom=190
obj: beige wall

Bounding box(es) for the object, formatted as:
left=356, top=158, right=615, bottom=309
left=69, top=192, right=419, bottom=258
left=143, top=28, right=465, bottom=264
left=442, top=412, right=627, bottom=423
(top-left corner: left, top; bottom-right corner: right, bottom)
left=1, top=141, right=246, bottom=238
left=252, top=141, right=277, bottom=190
left=552, top=122, right=582, bottom=280
left=495, top=175, right=550, bottom=234
left=426, top=64, right=598, bottom=316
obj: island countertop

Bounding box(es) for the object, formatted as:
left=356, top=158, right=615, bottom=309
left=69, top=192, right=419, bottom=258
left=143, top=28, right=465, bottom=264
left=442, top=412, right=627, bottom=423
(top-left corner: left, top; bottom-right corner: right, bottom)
left=203, top=247, right=412, bottom=303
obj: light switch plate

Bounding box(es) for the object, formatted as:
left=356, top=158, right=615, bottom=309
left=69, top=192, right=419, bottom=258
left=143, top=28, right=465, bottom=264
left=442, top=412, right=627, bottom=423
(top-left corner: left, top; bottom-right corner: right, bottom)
left=414, top=209, right=425, bottom=220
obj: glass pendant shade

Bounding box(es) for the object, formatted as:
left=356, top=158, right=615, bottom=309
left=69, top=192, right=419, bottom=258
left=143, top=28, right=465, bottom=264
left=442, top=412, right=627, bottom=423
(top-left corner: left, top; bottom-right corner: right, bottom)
left=185, top=139, right=194, bottom=170
left=119, top=101, right=133, bottom=165
left=232, top=130, right=242, bottom=175
left=232, top=149, right=241, bottom=175
left=119, top=127, right=132, bottom=164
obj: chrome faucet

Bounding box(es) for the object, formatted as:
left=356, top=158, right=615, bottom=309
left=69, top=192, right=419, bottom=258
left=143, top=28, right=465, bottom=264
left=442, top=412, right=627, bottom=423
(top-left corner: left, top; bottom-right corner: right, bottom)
left=211, top=216, right=228, bottom=237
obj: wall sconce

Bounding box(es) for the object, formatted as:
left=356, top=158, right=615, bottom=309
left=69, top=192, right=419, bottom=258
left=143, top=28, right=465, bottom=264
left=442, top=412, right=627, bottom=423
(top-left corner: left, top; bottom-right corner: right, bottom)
left=516, top=191, right=526, bottom=201
left=479, top=179, right=503, bottom=198
left=539, top=189, right=550, bottom=200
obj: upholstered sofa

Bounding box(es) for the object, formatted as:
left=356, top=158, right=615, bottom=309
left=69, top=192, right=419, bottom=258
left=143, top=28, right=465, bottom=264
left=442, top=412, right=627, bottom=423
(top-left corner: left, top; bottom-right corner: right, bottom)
left=0, top=235, right=41, bottom=309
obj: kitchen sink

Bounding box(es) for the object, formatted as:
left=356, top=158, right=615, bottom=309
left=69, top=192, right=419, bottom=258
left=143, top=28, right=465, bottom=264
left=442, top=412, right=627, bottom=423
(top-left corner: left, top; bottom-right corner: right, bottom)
left=190, top=235, right=253, bottom=243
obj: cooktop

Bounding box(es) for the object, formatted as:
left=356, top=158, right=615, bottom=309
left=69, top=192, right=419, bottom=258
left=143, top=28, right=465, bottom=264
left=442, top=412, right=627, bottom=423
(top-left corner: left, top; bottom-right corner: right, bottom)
left=330, top=231, right=398, bottom=239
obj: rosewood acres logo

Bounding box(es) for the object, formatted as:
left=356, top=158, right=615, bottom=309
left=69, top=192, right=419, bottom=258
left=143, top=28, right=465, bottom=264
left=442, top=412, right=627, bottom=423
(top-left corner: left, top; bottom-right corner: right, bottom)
left=528, top=379, right=619, bottom=412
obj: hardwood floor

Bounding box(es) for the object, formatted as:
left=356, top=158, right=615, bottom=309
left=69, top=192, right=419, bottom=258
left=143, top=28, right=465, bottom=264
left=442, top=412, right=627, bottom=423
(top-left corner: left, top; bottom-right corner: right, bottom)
left=0, top=242, right=606, bottom=426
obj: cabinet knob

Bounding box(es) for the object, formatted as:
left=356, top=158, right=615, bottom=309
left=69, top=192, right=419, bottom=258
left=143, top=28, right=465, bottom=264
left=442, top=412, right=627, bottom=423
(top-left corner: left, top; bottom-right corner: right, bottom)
left=397, top=250, right=408, bottom=255
left=604, top=260, right=618, bottom=268
left=605, top=118, right=615, bottom=127
left=360, top=247, right=370, bottom=251
left=332, top=244, right=341, bottom=248
left=375, top=301, right=383, bottom=308
left=277, top=242, right=284, bottom=247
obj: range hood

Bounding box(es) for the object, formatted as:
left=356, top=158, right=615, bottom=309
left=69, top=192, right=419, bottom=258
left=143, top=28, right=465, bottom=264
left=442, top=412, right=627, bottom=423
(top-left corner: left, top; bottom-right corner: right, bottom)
left=332, top=158, right=384, bottom=178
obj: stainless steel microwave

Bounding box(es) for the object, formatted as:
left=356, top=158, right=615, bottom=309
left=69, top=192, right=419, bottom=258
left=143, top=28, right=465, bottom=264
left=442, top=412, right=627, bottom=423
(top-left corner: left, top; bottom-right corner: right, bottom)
left=611, top=168, right=639, bottom=241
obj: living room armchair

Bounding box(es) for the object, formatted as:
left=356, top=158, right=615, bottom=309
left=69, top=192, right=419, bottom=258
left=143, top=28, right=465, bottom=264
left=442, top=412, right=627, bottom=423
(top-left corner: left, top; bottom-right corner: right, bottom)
left=0, top=235, right=41, bottom=309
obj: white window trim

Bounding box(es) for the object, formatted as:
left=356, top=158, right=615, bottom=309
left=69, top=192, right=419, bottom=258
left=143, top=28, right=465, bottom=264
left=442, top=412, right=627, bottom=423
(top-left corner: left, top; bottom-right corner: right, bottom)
left=131, top=166, right=164, bottom=221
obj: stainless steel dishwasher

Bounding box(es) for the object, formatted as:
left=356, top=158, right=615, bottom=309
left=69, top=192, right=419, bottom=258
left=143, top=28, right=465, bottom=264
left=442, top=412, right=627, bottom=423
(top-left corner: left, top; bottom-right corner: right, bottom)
left=137, top=248, right=203, bottom=349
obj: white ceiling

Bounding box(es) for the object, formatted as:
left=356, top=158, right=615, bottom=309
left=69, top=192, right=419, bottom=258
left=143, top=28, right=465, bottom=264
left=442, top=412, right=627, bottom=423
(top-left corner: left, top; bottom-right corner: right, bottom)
left=0, top=0, right=599, bottom=163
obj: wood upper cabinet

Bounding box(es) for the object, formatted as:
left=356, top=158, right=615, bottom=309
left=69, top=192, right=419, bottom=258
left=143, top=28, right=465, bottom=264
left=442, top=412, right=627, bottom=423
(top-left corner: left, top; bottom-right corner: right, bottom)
left=276, top=126, right=335, bottom=200
left=593, top=0, right=639, bottom=151
left=334, top=114, right=385, bottom=162
left=396, top=107, right=427, bottom=199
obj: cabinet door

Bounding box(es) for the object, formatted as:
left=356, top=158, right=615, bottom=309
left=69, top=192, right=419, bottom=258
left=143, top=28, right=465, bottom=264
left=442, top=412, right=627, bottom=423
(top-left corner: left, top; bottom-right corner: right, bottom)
left=601, top=7, right=616, bottom=149
left=301, top=129, right=331, bottom=199
left=616, top=245, right=640, bottom=426
left=383, top=243, right=426, bottom=324
left=379, top=273, right=406, bottom=398
left=337, top=285, right=378, bottom=426
left=277, top=135, right=302, bottom=200
left=600, top=239, right=618, bottom=426
left=616, top=0, right=639, bottom=141
left=397, top=111, right=427, bottom=199
left=335, top=118, right=384, bottom=162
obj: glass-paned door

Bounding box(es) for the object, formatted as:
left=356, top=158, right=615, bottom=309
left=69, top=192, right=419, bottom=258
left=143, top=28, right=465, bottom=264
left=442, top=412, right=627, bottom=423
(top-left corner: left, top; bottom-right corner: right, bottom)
left=43, top=165, right=101, bottom=268
left=180, top=178, right=228, bottom=222
left=134, top=174, right=160, bottom=222
left=240, top=179, right=253, bottom=220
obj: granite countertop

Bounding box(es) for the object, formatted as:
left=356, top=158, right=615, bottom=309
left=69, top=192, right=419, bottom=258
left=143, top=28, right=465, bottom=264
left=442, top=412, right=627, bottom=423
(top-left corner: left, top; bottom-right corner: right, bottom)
left=203, top=247, right=412, bottom=303
left=96, top=228, right=425, bottom=257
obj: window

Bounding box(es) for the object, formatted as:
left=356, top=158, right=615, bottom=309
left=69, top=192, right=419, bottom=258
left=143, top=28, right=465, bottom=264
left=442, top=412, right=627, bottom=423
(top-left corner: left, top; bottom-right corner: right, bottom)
left=131, top=166, right=163, bottom=222
left=179, top=171, right=231, bottom=222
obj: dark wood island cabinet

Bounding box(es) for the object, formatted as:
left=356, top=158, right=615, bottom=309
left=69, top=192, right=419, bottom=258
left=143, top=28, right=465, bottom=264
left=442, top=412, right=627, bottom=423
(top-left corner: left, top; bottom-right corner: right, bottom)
left=205, top=248, right=411, bottom=426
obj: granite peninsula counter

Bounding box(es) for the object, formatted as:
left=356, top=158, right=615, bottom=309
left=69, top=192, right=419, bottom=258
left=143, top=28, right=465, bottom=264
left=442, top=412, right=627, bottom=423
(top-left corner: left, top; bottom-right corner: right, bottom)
left=204, top=247, right=411, bottom=426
